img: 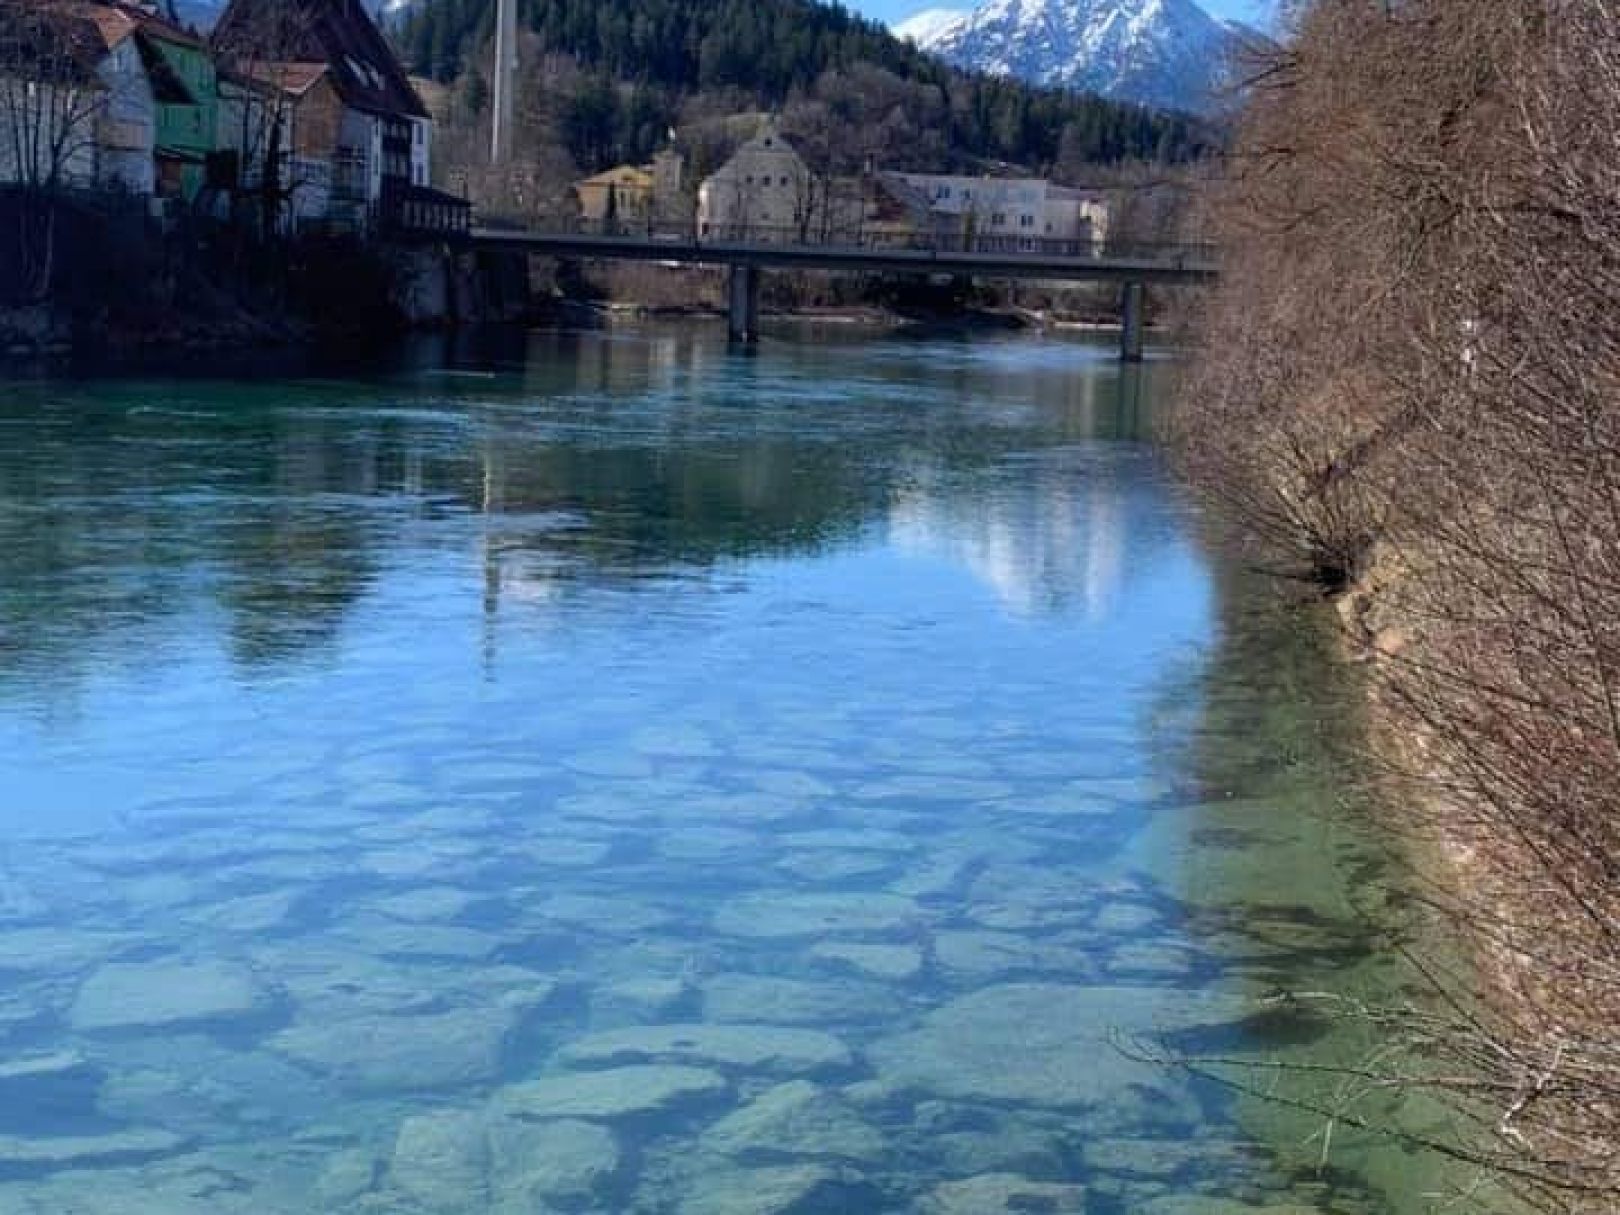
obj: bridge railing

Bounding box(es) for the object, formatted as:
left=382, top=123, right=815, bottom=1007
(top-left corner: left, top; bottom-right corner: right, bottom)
left=471, top=213, right=1215, bottom=266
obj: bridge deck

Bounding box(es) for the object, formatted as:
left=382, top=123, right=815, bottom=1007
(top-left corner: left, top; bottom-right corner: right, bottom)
left=467, top=228, right=1216, bottom=286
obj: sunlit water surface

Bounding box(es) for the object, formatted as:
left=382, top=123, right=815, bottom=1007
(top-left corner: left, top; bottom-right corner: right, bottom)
left=0, top=329, right=1465, bottom=1213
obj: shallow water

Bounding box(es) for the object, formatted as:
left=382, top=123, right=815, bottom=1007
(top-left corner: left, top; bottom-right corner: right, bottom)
left=0, top=327, right=1470, bottom=1213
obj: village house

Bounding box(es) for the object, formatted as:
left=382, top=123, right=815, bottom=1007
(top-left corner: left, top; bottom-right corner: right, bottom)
left=880, top=172, right=1109, bottom=253
left=573, top=146, right=687, bottom=229
left=575, top=164, right=653, bottom=225
left=212, top=0, right=463, bottom=236
left=696, top=121, right=811, bottom=242
left=0, top=0, right=210, bottom=201
left=75, top=1, right=216, bottom=202
left=0, top=4, right=111, bottom=192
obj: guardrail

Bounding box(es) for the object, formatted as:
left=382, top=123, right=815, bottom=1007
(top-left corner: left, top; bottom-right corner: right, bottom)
left=471, top=214, right=1215, bottom=266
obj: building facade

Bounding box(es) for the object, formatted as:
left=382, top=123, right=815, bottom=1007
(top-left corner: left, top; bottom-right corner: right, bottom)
left=696, top=122, right=812, bottom=242
left=882, top=172, right=1109, bottom=253
left=574, top=164, right=654, bottom=225
left=214, top=0, right=447, bottom=235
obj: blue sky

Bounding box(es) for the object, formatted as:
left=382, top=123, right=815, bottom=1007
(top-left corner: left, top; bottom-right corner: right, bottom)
left=861, top=0, right=1273, bottom=28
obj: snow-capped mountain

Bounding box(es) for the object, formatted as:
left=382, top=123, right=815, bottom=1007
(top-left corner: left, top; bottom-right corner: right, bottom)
left=895, top=8, right=974, bottom=46
left=896, top=0, right=1263, bottom=114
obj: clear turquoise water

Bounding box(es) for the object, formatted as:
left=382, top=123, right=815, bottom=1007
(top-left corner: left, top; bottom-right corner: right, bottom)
left=0, top=328, right=1469, bottom=1213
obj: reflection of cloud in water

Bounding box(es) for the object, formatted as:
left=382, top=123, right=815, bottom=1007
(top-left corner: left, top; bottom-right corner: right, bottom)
left=890, top=462, right=1126, bottom=620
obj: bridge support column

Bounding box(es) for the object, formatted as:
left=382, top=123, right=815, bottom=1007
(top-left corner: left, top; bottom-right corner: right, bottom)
left=1120, top=281, right=1146, bottom=363
left=728, top=263, right=761, bottom=345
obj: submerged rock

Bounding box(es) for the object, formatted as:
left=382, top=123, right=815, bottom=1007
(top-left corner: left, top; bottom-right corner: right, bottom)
left=387, top=1106, right=621, bottom=1213
left=0, top=1128, right=187, bottom=1168
left=369, top=886, right=480, bottom=923
left=932, top=930, right=1087, bottom=979
left=676, top=1163, right=872, bottom=1215
left=702, top=975, right=902, bottom=1026
left=702, top=1081, right=885, bottom=1164
left=808, top=941, right=923, bottom=982
left=0, top=928, right=135, bottom=975
left=70, top=962, right=271, bottom=1034
left=713, top=893, right=918, bottom=939
left=556, top=1024, right=854, bottom=1074
left=591, top=976, right=693, bottom=1025
left=487, top=1116, right=620, bottom=1209
left=389, top=1109, right=490, bottom=1211
left=499, top=1065, right=728, bottom=1121
left=184, top=890, right=303, bottom=934
left=920, top=1172, right=1087, bottom=1214
left=271, top=1005, right=521, bottom=1095
left=313, top=1148, right=380, bottom=1206
left=869, top=983, right=1244, bottom=1109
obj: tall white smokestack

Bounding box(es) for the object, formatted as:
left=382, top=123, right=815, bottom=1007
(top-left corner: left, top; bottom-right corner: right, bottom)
left=491, top=0, right=517, bottom=164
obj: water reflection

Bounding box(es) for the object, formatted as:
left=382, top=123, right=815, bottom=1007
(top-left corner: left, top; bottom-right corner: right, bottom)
left=0, top=329, right=1464, bottom=1214
left=0, top=331, right=1161, bottom=702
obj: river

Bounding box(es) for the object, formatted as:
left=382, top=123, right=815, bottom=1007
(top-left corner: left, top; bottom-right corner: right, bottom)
left=0, top=327, right=1476, bottom=1213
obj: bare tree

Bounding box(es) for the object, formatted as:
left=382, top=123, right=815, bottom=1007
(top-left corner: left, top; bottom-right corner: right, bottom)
left=0, top=0, right=105, bottom=301
left=1173, top=2, right=1620, bottom=1208
left=211, top=1, right=325, bottom=242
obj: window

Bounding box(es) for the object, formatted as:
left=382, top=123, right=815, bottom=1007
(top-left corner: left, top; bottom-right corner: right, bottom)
left=779, top=176, right=788, bottom=187
left=1019, top=214, right=1034, bottom=229
left=745, top=175, right=754, bottom=185
left=991, top=212, right=1006, bottom=226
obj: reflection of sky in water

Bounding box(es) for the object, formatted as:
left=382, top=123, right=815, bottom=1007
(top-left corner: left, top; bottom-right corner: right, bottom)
left=0, top=329, right=1471, bottom=1214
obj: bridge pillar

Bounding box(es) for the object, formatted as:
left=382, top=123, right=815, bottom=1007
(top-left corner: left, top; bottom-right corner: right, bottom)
left=1120, top=281, right=1146, bottom=363
left=728, top=263, right=761, bottom=345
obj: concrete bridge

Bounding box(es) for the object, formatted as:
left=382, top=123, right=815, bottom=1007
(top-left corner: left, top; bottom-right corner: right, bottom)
left=467, top=221, right=1217, bottom=360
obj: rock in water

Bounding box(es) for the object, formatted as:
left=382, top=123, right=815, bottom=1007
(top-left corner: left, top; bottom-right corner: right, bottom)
left=390, top=1110, right=490, bottom=1211
left=869, top=982, right=1245, bottom=1108
left=70, top=961, right=270, bottom=1033
left=702, top=1081, right=885, bottom=1164
left=271, top=1005, right=522, bottom=1095
left=498, top=1065, right=728, bottom=1121
left=921, top=1172, right=1088, bottom=1214
left=488, top=1117, right=620, bottom=1209
left=388, top=1108, right=620, bottom=1212
left=677, top=1164, right=872, bottom=1215
left=556, top=1024, right=854, bottom=1074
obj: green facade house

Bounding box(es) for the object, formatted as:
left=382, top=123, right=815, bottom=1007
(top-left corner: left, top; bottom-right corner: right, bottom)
left=146, top=19, right=216, bottom=200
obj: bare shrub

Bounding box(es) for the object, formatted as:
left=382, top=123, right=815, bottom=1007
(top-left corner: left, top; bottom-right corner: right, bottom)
left=1175, top=2, right=1620, bottom=1207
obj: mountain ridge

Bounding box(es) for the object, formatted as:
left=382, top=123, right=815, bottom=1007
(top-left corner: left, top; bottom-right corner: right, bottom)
left=897, top=0, right=1262, bottom=113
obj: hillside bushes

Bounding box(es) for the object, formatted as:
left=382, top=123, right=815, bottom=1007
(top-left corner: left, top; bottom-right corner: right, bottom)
left=1175, top=2, right=1620, bottom=1208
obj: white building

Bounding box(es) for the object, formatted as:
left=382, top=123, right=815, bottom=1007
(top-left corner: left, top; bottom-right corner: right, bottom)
left=0, top=3, right=166, bottom=196
left=884, top=172, right=1109, bottom=253
left=697, top=121, right=812, bottom=242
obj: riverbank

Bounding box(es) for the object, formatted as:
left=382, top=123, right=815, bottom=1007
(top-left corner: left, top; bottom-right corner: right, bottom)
left=1172, top=4, right=1620, bottom=1208
left=1, top=239, right=530, bottom=371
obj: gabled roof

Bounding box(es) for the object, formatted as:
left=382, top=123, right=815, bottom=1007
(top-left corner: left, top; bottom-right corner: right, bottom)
left=213, top=0, right=426, bottom=120
left=63, top=1, right=207, bottom=52
left=225, top=58, right=329, bottom=97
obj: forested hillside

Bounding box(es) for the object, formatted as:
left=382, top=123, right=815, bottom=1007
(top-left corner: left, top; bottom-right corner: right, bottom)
left=397, top=0, right=1214, bottom=177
